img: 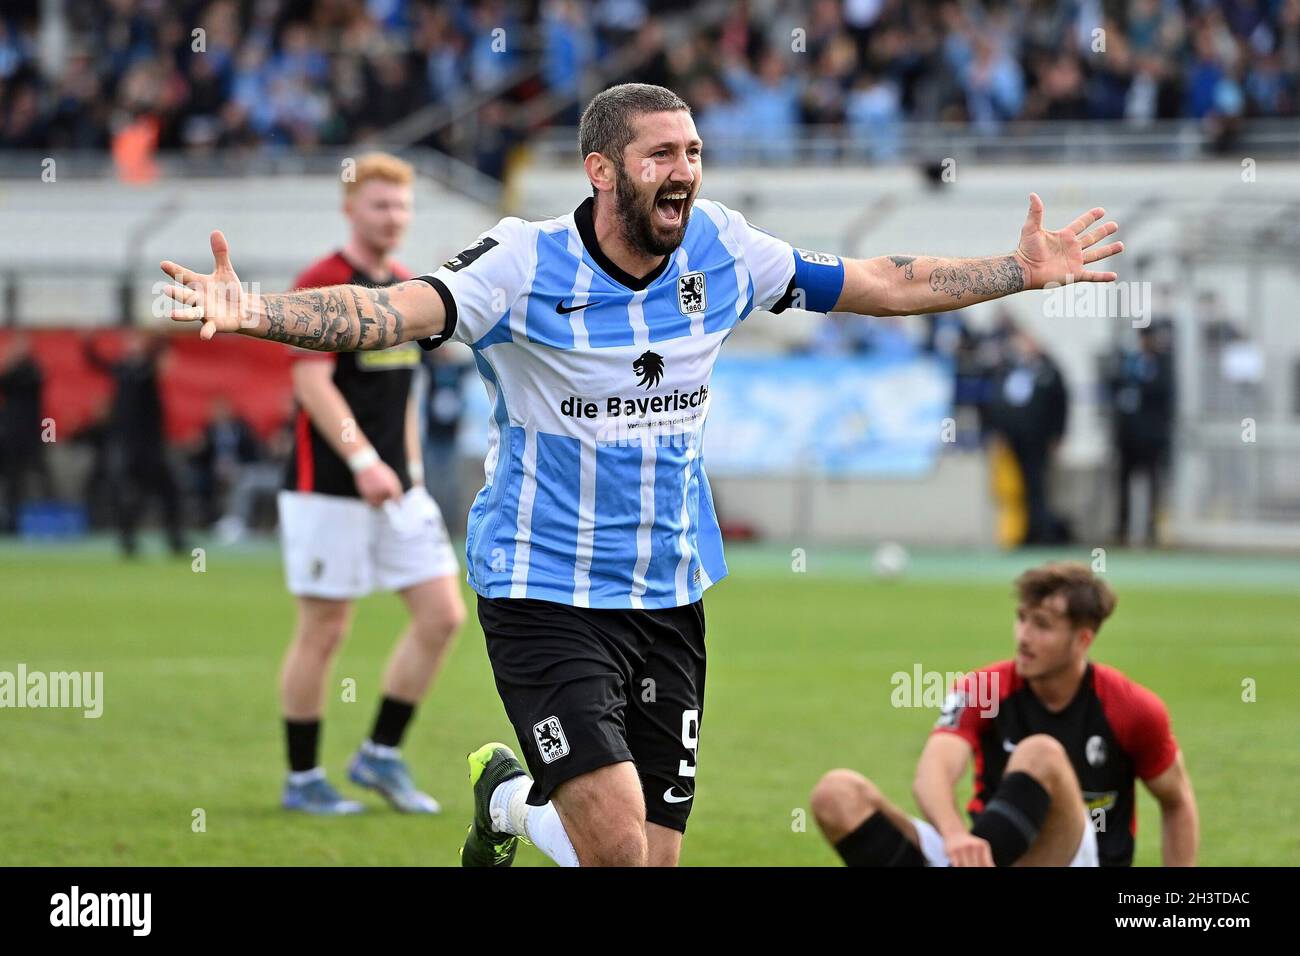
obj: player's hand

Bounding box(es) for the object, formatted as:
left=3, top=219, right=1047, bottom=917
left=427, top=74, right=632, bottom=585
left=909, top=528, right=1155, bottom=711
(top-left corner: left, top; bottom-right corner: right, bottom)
left=159, top=231, right=250, bottom=341
left=354, top=460, right=403, bottom=507
left=943, top=830, right=995, bottom=867
left=1012, top=193, right=1123, bottom=290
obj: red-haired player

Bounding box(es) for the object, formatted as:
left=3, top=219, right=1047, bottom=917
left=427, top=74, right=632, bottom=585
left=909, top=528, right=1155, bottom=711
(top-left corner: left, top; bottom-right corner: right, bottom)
left=277, top=153, right=464, bottom=815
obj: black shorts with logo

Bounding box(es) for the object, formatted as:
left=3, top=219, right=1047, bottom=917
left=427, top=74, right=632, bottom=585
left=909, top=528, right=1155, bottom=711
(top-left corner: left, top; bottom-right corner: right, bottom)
left=477, top=594, right=706, bottom=833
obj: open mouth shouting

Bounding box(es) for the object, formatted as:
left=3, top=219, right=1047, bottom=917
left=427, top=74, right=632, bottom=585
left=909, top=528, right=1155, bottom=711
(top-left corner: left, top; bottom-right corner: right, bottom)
left=654, top=187, right=691, bottom=228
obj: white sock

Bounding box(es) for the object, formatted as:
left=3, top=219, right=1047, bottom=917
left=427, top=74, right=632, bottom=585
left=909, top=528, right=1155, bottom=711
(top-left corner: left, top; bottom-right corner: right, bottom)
left=489, top=775, right=580, bottom=867
left=287, top=767, right=324, bottom=786
left=487, top=774, right=528, bottom=834
left=521, top=802, right=580, bottom=867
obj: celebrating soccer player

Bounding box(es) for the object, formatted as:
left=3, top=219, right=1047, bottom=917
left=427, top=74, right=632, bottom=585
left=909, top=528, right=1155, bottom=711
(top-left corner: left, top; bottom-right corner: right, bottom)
left=275, top=154, right=464, bottom=815
left=159, top=84, right=1124, bottom=864
left=810, top=563, right=1199, bottom=866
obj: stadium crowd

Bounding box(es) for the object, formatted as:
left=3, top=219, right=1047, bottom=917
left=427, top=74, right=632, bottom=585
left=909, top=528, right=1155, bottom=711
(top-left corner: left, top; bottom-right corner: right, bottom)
left=1, top=0, right=1298, bottom=173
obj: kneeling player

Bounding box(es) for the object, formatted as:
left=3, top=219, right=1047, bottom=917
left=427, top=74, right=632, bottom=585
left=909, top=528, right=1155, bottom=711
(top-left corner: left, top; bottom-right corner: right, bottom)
left=811, top=562, right=1198, bottom=866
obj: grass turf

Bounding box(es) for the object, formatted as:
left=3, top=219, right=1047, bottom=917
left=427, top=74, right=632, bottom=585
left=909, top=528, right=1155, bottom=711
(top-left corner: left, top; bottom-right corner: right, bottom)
left=1, top=539, right=1296, bottom=866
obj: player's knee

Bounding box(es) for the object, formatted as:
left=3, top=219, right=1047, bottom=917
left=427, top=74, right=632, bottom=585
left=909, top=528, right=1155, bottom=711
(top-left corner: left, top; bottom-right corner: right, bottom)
left=299, top=627, right=347, bottom=660
left=404, top=582, right=465, bottom=645
left=561, top=797, right=647, bottom=866
left=554, top=766, right=648, bottom=865
left=1007, top=733, right=1067, bottom=778
left=412, top=598, right=464, bottom=647
left=810, top=769, right=879, bottom=832
left=295, top=605, right=351, bottom=658
left=581, top=817, right=648, bottom=867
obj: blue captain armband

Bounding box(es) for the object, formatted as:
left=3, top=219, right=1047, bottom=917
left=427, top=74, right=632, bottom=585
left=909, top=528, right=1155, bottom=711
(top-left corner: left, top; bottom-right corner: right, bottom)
left=770, top=248, right=845, bottom=314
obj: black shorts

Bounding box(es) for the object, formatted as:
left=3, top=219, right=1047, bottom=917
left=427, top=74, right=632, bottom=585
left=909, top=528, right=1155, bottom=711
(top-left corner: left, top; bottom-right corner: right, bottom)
left=477, top=594, right=706, bottom=833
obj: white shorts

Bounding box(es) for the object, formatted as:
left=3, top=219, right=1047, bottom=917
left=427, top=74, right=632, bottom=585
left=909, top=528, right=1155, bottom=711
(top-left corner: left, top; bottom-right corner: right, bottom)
left=909, top=813, right=1099, bottom=867
left=277, top=487, right=458, bottom=599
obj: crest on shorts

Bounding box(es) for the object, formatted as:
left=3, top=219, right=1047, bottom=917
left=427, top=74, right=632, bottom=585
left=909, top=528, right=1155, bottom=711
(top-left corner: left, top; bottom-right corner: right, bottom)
left=678, top=271, right=706, bottom=315
left=533, top=715, right=570, bottom=764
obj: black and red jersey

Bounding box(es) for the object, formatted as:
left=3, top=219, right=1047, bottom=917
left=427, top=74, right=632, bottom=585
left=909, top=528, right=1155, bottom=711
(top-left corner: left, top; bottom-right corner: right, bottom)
left=282, top=252, right=420, bottom=498
left=932, top=660, right=1178, bottom=867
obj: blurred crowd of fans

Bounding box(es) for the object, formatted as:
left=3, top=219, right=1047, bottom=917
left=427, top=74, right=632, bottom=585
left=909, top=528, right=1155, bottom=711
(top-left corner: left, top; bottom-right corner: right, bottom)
left=0, top=0, right=679, bottom=177
left=2, top=0, right=1299, bottom=176
left=685, top=0, right=1300, bottom=160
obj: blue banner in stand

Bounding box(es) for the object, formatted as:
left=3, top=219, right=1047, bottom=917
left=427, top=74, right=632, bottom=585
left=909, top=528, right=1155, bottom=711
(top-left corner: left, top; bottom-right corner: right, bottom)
left=698, top=354, right=953, bottom=477
left=457, top=354, right=955, bottom=478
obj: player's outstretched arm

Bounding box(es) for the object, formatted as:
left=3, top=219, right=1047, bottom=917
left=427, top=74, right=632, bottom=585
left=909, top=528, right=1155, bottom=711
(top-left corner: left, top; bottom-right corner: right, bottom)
left=160, top=231, right=446, bottom=349
left=832, top=193, right=1123, bottom=317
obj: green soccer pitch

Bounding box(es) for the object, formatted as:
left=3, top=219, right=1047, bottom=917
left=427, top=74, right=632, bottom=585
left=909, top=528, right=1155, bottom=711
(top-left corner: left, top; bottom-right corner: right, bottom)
left=1, top=538, right=1296, bottom=866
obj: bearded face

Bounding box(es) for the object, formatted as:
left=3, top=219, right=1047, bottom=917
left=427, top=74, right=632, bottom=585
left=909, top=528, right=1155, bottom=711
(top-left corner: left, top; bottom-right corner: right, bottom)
left=613, top=160, right=696, bottom=257
left=605, top=109, right=702, bottom=258
left=587, top=108, right=702, bottom=259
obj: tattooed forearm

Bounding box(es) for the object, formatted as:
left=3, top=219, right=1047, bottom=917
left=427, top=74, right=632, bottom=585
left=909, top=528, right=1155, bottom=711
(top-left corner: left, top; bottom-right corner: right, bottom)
left=835, top=253, right=1031, bottom=316
left=928, top=256, right=1025, bottom=300
left=889, top=255, right=916, bottom=280
left=358, top=286, right=404, bottom=346
left=263, top=288, right=356, bottom=350
left=260, top=283, right=409, bottom=351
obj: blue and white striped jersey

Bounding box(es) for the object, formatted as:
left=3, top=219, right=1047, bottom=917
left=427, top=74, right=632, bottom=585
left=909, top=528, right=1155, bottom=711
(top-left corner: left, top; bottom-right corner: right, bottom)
left=417, top=197, right=844, bottom=609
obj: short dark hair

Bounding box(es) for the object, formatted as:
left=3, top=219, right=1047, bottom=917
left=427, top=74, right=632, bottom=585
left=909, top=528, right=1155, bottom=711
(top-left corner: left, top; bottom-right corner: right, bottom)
left=578, top=83, right=691, bottom=165
left=1014, top=562, right=1117, bottom=632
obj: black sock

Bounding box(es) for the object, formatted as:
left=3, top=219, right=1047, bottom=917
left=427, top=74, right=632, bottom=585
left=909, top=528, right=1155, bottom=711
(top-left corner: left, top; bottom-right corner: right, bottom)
left=970, top=771, right=1052, bottom=866
left=285, top=719, right=320, bottom=773
left=369, top=696, right=416, bottom=748
left=834, top=812, right=926, bottom=867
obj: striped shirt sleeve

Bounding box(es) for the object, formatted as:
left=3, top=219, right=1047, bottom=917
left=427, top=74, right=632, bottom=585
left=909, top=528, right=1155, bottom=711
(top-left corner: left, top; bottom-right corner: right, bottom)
left=416, top=217, right=533, bottom=349
left=712, top=201, right=845, bottom=314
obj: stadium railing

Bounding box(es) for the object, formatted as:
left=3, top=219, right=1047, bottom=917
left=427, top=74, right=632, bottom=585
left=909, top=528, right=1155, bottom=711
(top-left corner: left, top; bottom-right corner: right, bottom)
left=528, top=119, right=1300, bottom=167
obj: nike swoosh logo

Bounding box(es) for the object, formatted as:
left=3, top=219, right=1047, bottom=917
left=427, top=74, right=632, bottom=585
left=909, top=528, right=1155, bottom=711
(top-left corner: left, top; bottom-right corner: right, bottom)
left=663, top=788, right=693, bottom=804
left=555, top=300, right=593, bottom=315
left=1003, top=739, right=1018, bottom=753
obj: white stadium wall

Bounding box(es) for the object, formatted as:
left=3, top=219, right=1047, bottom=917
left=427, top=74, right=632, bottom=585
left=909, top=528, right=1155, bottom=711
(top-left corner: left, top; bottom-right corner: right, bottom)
left=0, top=174, right=500, bottom=324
